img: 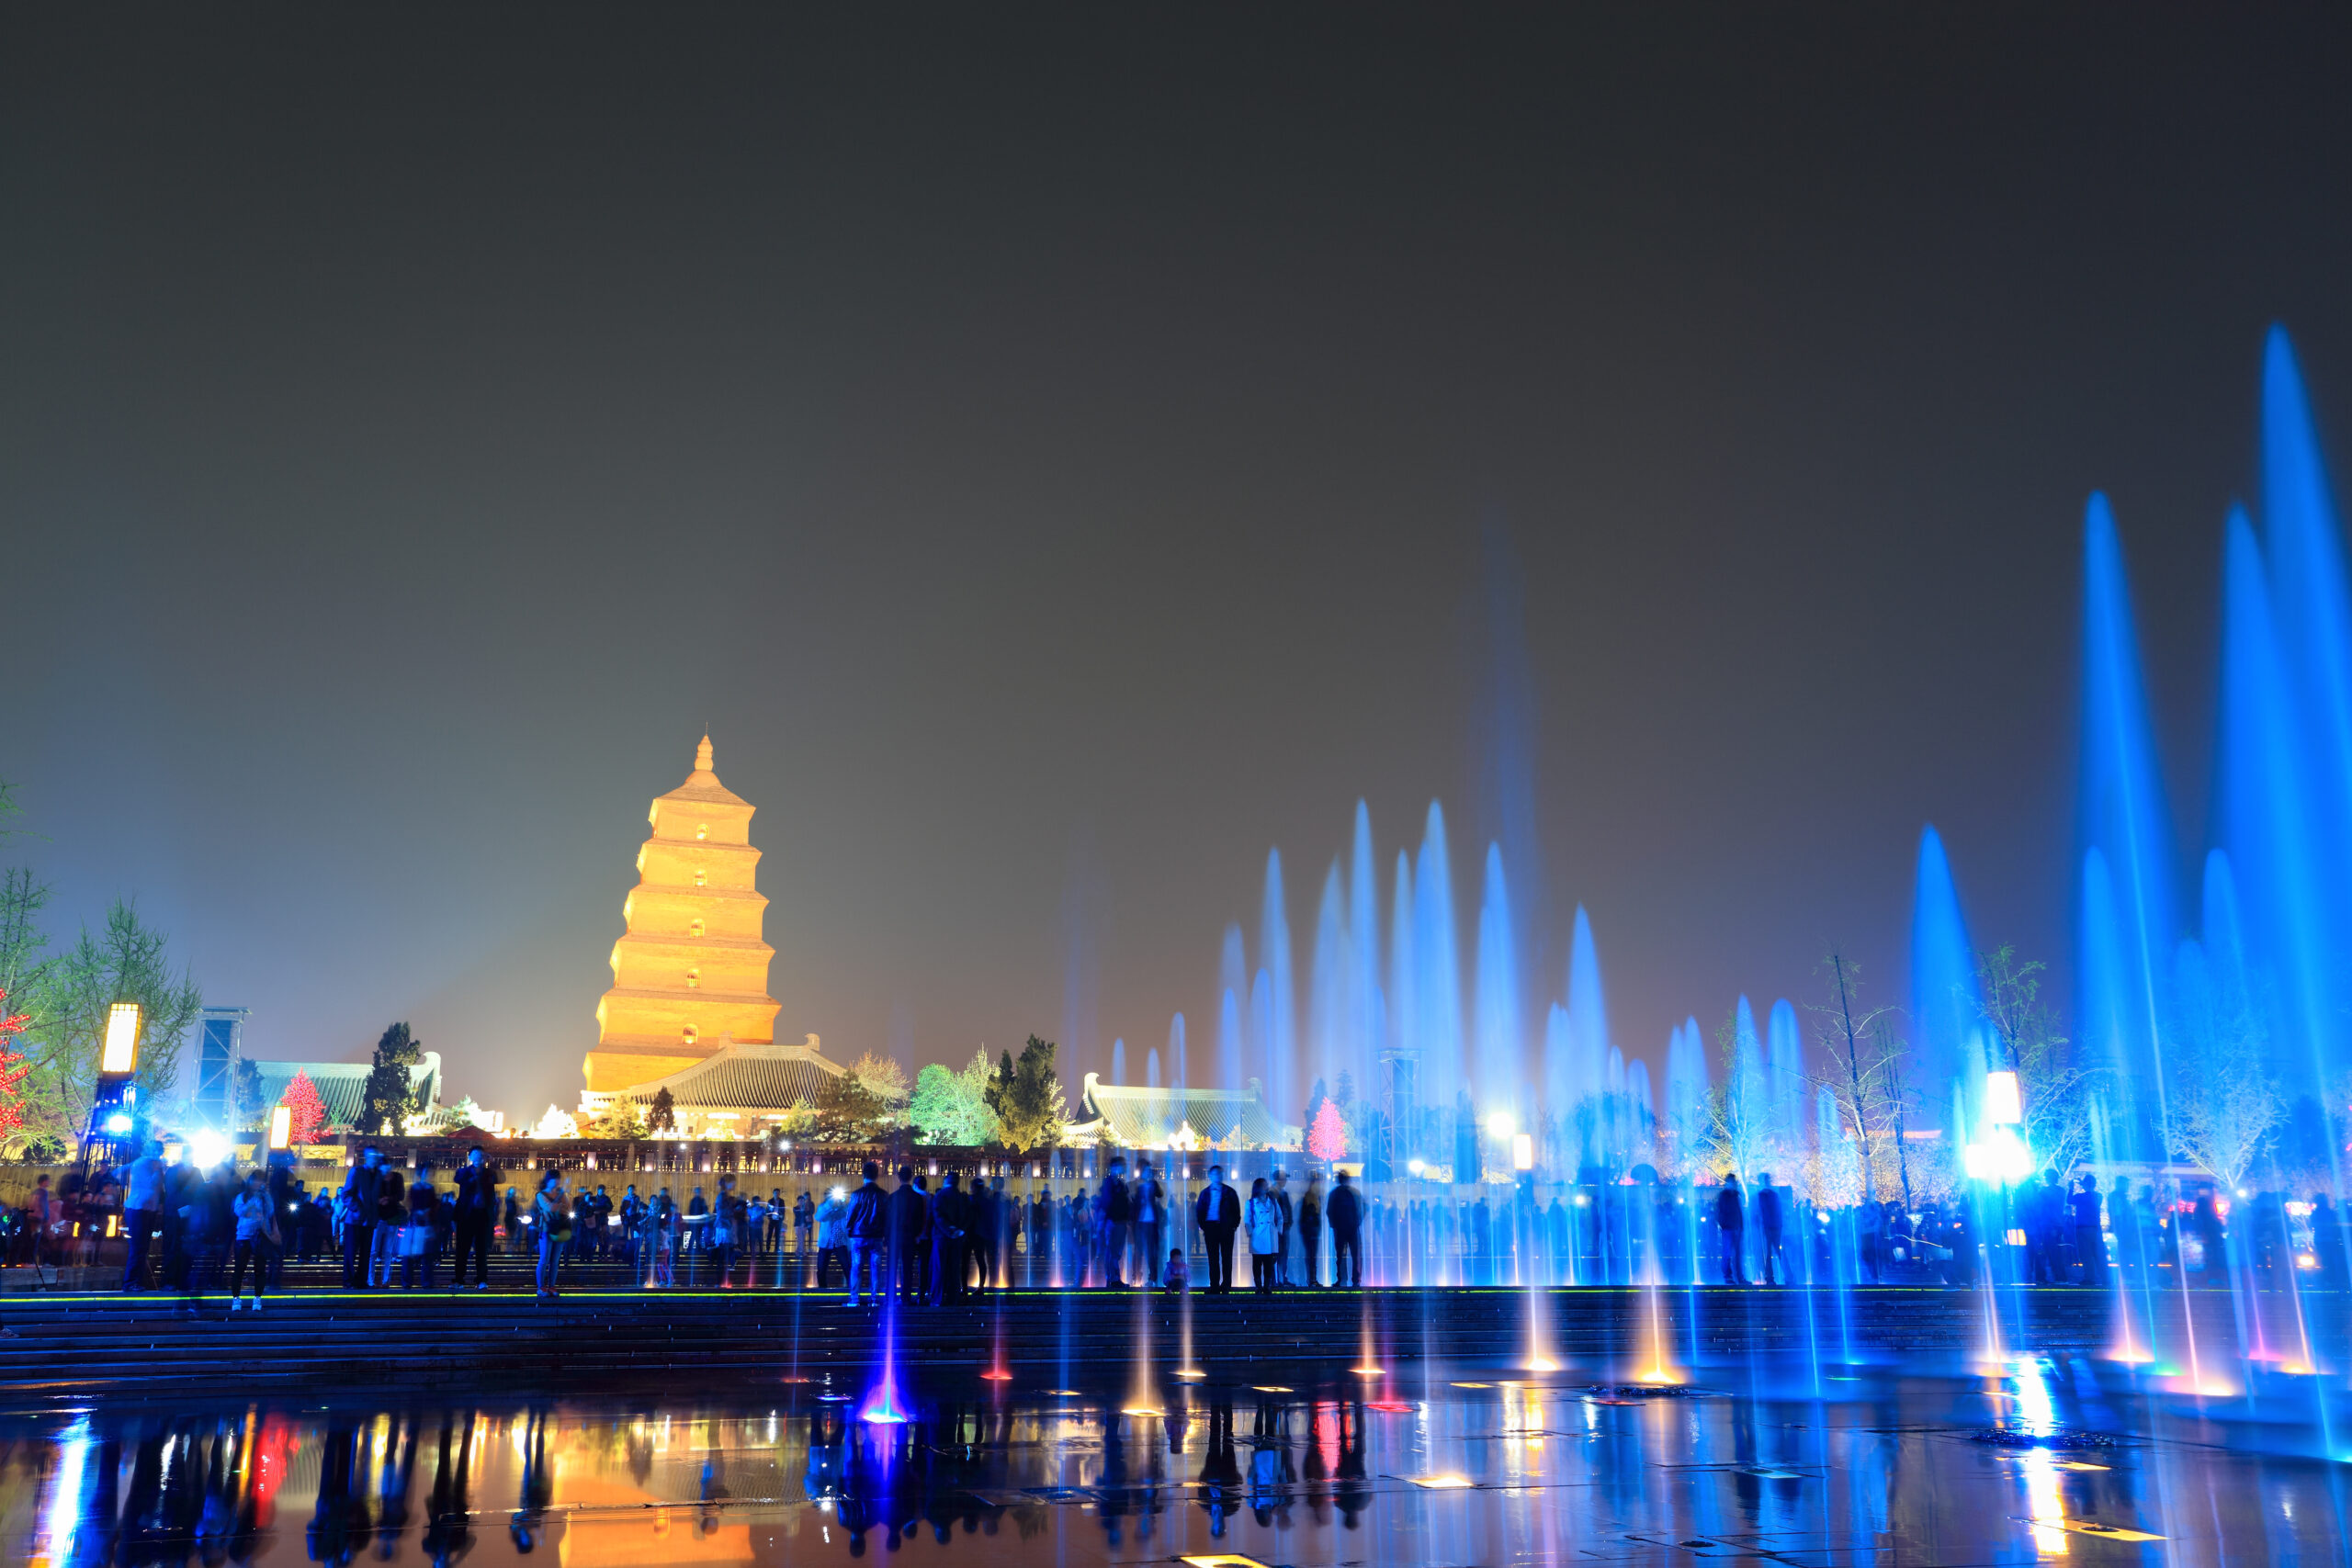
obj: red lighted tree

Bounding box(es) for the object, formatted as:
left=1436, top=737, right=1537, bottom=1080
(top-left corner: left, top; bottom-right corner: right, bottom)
left=1306, top=1099, right=1348, bottom=1164
left=0, top=988, right=30, bottom=1139
left=279, top=1068, right=328, bottom=1145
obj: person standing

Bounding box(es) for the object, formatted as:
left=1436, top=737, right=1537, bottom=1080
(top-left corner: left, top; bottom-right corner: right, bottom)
left=1326, top=1170, right=1363, bottom=1287
left=450, top=1147, right=499, bottom=1292
left=119, top=1140, right=167, bottom=1292
left=339, top=1148, right=387, bottom=1289
left=399, top=1165, right=440, bottom=1290
left=1132, top=1165, right=1166, bottom=1287
left=227, top=1170, right=279, bottom=1311
left=793, top=1189, right=816, bottom=1266
left=1270, top=1171, right=1295, bottom=1287
left=845, top=1163, right=888, bottom=1306
left=887, top=1168, right=927, bottom=1303
left=928, top=1171, right=970, bottom=1304
left=2071, top=1174, right=2108, bottom=1288
left=1196, top=1165, right=1241, bottom=1295
left=371, top=1167, right=407, bottom=1288
left=1094, top=1160, right=1132, bottom=1287
left=1297, top=1175, right=1324, bottom=1288
left=1714, top=1173, right=1747, bottom=1285
left=1755, top=1173, right=1787, bottom=1286
left=966, top=1175, right=997, bottom=1292
left=1246, top=1179, right=1283, bottom=1295
left=532, top=1172, right=571, bottom=1301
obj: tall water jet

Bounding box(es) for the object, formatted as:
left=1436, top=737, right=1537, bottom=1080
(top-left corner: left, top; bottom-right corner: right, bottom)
left=1218, top=926, right=1248, bottom=1091
left=2261, top=328, right=2352, bottom=1111
left=2219, top=507, right=2337, bottom=1117
left=1908, top=827, right=1987, bottom=1122
left=1350, top=802, right=1381, bottom=1104
left=1167, top=1013, right=1187, bottom=1097
left=1558, top=906, right=1611, bottom=1174
left=1473, top=843, right=1522, bottom=1147
left=2076, top=493, right=2181, bottom=1154
left=1261, top=850, right=1296, bottom=1145
left=1112, top=1038, right=1126, bottom=1089
left=1413, top=803, right=1464, bottom=1126
left=1389, top=850, right=1418, bottom=1164
left=1766, top=1000, right=1804, bottom=1155
left=1310, top=860, right=1353, bottom=1114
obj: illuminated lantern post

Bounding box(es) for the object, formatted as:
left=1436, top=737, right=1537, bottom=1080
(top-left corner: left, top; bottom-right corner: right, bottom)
left=82, top=1001, right=144, bottom=1192
left=268, top=1103, right=294, bottom=1152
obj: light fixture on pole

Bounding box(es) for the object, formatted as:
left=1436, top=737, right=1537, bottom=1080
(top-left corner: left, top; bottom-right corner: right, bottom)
left=1512, top=1133, right=1535, bottom=1172
left=101, top=1001, right=142, bottom=1077
left=268, top=1103, right=294, bottom=1151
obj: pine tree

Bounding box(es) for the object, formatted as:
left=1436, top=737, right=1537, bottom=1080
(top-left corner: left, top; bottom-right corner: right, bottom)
left=360, top=1021, right=424, bottom=1134
left=648, top=1085, right=677, bottom=1133
left=280, top=1068, right=327, bottom=1144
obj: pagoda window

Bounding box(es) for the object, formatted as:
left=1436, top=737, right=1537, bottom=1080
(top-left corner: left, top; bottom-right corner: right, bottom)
left=694, top=868, right=707, bottom=887
left=690, top=918, right=705, bottom=938
left=695, top=824, right=708, bottom=841
left=684, top=1026, right=697, bottom=1044
left=686, top=968, right=701, bottom=990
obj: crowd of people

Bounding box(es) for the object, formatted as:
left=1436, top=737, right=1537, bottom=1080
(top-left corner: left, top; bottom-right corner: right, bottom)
left=10, top=1141, right=2346, bottom=1304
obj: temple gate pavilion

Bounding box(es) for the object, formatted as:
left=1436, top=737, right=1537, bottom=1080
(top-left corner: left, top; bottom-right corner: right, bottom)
left=582, top=736, right=784, bottom=1100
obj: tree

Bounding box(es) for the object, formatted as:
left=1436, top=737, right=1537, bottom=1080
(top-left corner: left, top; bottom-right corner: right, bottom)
left=647, top=1085, right=677, bottom=1133
left=0, top=987, right=32, bottom=1142
left=6, top=897, right=204, bottom=1152
left=1704, top=1009, right=1777, bottom=1182
left=279, top=1068, right=328, bottom=1145
left=910, top=1049, right=1000, bottom=1146
left=1978, top=944, right=2101, bottom=1179
left=589, top=1099, right=648, bottom=1139
left=986, top=1035, right=1069, bottom=1153
left=1802, top=953, right=1908, bottom=1206
left=812, top=1070, right=890, bottom=1144
left=2164, top=941, right=2284, bottom=1192
left=1307, top=1099, right=1348, bottom=1164
left=230, top=1057, right=266, bottom=1131
left=360, top=1021, right=425, bottom=1134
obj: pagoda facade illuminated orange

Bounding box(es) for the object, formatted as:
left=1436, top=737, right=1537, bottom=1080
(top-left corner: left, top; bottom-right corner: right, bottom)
left=584, top=736, right=781, bottom=1096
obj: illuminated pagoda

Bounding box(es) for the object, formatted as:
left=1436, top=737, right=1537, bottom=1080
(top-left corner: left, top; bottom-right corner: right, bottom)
left=582, top=736, right=782, bottom=1100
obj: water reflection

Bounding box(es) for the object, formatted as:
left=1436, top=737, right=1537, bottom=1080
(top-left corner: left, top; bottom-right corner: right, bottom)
left=8, top=1364, right=2350, bottom=1565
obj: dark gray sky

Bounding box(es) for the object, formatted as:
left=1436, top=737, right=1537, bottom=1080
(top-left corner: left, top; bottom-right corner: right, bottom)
left=6, top=7, right=2350, bottom=1118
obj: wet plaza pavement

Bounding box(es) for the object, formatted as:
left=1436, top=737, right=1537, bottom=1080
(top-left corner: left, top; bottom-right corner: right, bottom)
left=6, top=1351, right=2350, bottom=1566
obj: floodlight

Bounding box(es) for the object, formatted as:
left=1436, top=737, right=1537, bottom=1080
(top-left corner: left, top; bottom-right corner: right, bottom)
left=1984, top=1070, right=2023, bottom=1128
left=101, top=1002, right=141, bottom=1076
left=269, top=1104, right=293, bottom=1150
left=104, top=1112, right=134, bottom=1136
left=1486, top=1111, right=1515, bottom=1138
left=1512, top=1133, right=1535, bottom=1172
left=189, top=1130, right=230, bottom=1168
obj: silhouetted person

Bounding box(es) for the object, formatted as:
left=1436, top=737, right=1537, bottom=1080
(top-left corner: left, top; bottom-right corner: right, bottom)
left=928, top=1170, right=969, bottom=1304
left=1714, top=1173, right=1746, bottom=1285
left=339, top=1147, right=388, bottom=1289
left=1196, top=1165, right=1240, bottom=1294
left=2315, top=1193, right=2350, bottom=1289
left=1326, top=1170, right=1363, bottom=1287
left=888, top=1166, right=928, bottom=1303
left=447, top=1146, right=498, bottom=1291
left=2071, top=1174, right=2108, bottom=1288
left=1755, top=1172, right=1786, bottom=1285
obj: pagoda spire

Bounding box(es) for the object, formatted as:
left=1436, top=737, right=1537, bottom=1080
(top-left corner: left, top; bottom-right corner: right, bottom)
left=695, top=733, right=714, bottom=773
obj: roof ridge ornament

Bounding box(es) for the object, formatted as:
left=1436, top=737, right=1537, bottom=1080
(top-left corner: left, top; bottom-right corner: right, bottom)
left=695, top=733, right=715, bottom=774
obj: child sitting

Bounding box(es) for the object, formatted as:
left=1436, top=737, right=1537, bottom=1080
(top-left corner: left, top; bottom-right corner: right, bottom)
left=1162, top=1247, right=1188, bottom=1294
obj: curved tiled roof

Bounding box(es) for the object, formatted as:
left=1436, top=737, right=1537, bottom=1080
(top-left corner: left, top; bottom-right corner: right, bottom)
left=248, top=1055, right=442, bottom=1131
left=1076, top=1073, right=1294, bottom=1150
left=620, top=1039, right=847, bottom=1111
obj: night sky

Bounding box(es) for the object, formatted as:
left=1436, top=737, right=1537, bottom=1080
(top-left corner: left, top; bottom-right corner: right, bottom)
left=6, top=8, right=2351, bottom=1118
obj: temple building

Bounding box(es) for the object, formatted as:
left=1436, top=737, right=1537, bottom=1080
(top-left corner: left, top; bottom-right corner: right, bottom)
left=1063, top=1072, right=1297, bottom=1151
left=582, top=736, right=783, bottom=1100
left=611, top=1033, right=848, bottom=1139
